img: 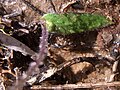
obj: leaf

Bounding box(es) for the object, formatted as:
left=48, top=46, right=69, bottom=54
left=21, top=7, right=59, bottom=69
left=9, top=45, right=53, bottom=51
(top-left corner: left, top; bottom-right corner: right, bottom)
left=43, top=13, right=113, bottom=35
left=0, top=32, right=36, bottom=56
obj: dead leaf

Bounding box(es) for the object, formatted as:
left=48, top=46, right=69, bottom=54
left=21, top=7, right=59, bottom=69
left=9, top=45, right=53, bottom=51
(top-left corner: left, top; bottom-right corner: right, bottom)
left=0, top=32, right=36, bottom=56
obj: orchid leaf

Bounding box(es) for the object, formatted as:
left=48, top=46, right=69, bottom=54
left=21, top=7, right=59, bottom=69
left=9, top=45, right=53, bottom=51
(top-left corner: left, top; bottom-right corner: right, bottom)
left=43, top=13, right=113, bottom=35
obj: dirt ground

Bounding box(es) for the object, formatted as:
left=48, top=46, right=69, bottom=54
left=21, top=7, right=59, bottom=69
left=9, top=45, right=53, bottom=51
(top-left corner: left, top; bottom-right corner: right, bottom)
left=0, top=0, right=120, bottom=90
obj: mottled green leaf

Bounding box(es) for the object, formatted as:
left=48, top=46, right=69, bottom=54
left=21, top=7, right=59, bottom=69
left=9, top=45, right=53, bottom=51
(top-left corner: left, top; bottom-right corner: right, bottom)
left=43, top=13, right=112, bottom=35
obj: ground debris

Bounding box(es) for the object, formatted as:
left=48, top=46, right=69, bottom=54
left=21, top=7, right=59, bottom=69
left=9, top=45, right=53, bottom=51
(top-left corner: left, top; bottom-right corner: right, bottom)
left=0, top=0, right=120, bottom=90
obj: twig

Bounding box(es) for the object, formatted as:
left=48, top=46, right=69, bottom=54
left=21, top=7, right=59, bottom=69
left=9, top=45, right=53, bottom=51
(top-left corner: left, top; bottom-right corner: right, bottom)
left=48, top=0, right=57, bottom=13
left=22, top=0, right=45, bottom=15
left=27, top=57, right=81, bottom=85
left=31, top=82, right=120, bottom=89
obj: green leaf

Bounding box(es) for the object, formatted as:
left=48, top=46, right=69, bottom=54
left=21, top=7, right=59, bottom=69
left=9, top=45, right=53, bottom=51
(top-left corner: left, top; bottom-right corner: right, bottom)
left=43, top=13, right=113, bottom=35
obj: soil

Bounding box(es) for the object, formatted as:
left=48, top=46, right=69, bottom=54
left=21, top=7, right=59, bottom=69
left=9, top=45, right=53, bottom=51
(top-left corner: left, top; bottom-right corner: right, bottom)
left=0, top=0, right=120, bottom=90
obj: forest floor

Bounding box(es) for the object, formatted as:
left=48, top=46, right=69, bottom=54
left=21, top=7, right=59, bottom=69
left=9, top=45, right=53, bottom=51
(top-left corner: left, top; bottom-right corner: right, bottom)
left=0, top=0, right=120, bottom=90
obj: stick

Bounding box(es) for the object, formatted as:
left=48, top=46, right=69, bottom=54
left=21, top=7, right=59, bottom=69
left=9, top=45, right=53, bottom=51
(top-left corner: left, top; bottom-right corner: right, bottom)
left=31, top=82, right=120, bottom=89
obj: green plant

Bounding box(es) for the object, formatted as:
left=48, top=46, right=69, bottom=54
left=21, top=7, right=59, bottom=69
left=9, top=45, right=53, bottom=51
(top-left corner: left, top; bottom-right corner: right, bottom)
left=43, top=13, right=112, bottom=35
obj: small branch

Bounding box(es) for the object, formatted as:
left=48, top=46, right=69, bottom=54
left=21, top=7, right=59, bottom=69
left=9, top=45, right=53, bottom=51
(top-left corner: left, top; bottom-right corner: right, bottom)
left=2, top=70, right=16, bottom=77
left=22, top=0, right=45, bottom=15
left=31, top=82, right=120, bottom=89
left=48, top=0, right=57, bottom=13
left=27, top=57, right=82, bottom=84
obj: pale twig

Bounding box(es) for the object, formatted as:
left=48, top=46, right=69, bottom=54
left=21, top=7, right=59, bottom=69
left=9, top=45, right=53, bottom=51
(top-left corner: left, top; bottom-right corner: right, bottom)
left=31, top=82, right=120, bottom=89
